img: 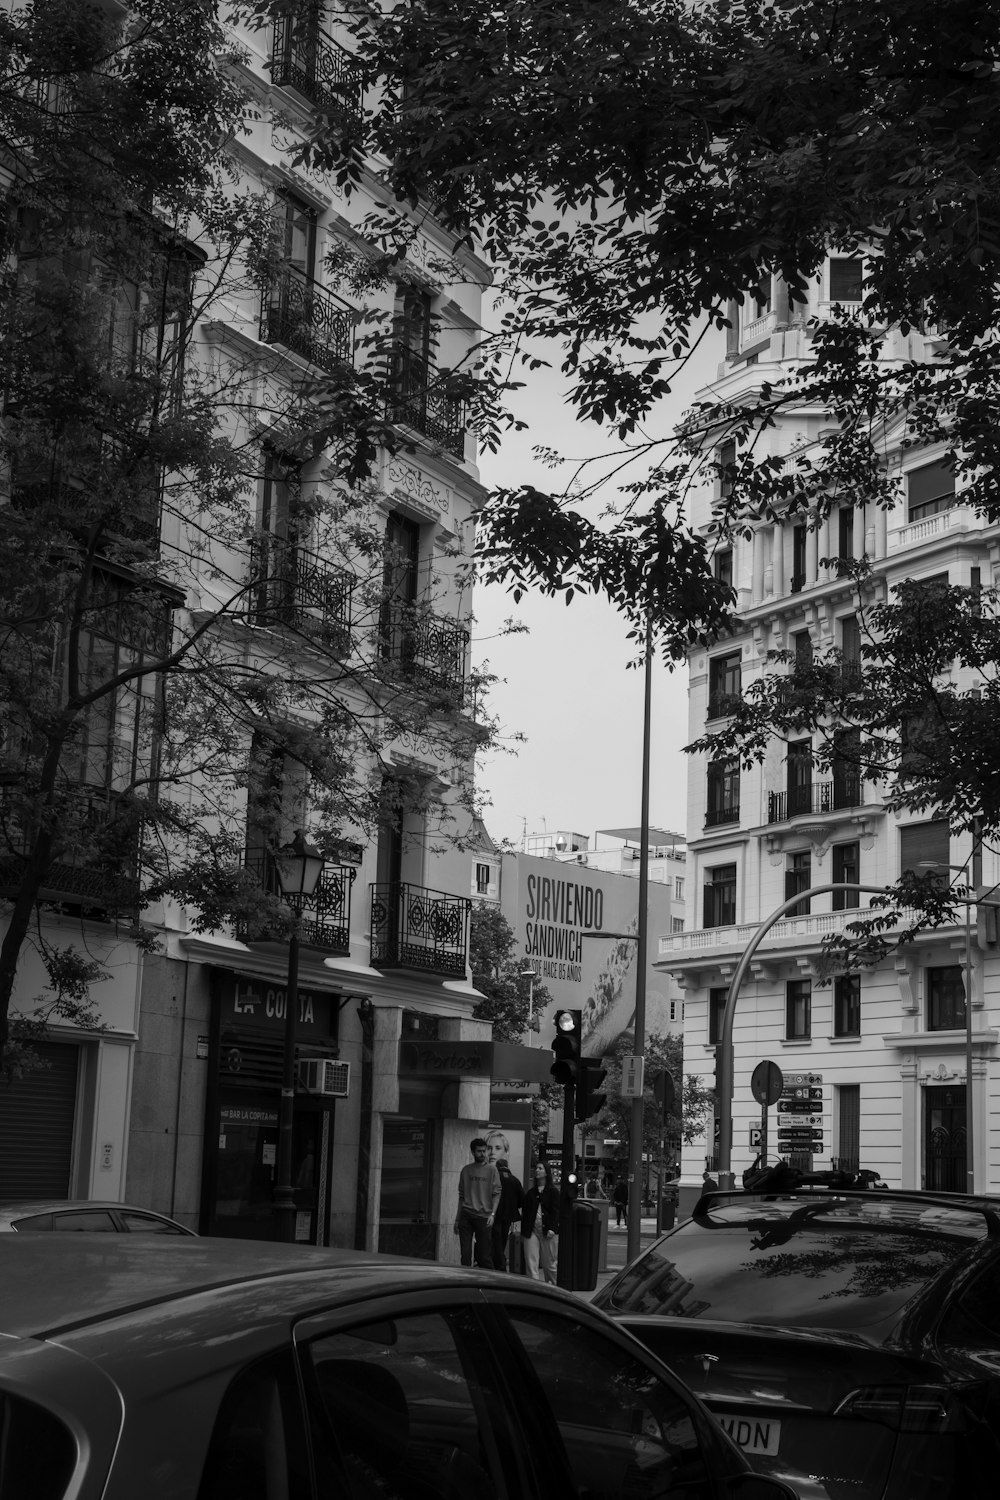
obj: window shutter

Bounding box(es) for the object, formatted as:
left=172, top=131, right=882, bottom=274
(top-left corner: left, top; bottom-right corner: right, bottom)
left=907, top=460, right=954, bottom=509
left=899, top=819, right=949, bottom=877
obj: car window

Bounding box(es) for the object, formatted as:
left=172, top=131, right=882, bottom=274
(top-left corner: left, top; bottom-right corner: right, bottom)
left=0, top=1392, right=76, bottom=1500
left=302, top=1309, right=516, bottom=1500
left=119, top=1210, right=185, bottom=1234
left=602, top=1211, right=972, bottom=1330
left=197, top=1351, right=310, bottom=1500
left=937, top=1256, right=1000, bottom=1345
left=50, top=1210, right=118, bottom=1232
left=10, top=1213, right=55, bottom=1231
left=504, top=1305, right=715, bottom=1500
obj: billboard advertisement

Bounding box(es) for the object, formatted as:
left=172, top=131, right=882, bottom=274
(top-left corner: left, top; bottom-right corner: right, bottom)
left=499, top=852, right=677, bottom=1056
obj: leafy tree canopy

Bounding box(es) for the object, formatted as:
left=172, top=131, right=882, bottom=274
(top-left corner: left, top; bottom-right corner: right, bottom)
left=469, top=902, right=547, bottom=1043
left=582, top=1029, right=714, bottom=1174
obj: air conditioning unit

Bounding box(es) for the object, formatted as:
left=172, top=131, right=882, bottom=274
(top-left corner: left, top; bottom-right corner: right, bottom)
left=297, top=1058, right=351, bottom=1097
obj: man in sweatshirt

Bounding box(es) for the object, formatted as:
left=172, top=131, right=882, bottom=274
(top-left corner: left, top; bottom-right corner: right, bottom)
left=454, top=1137, right=501, bottom=1268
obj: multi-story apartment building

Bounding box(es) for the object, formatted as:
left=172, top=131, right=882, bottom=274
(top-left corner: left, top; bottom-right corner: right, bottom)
left=0, top=5, right=496, bottom=1260
left=657, top=256, right=1000, bottom=1212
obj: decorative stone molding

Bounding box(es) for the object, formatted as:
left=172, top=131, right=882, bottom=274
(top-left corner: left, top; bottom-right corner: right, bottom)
left=385, top=457, right=451, bottom=523
left=894, top=948, right=919, bottom=1013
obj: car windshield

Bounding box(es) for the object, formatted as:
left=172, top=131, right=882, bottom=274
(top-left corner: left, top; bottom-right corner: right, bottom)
left=603, top=1198, right=987, bottom=1331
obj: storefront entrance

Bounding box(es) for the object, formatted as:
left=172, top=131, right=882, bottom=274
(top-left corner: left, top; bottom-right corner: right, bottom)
left=201, top=970, right=342, bottom=1242
left=924, top=1085, right=967, bottom=1193
left=378, top=1116, right=434, bottom=1259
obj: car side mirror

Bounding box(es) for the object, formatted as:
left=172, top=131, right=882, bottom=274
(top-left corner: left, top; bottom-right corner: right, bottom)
left=726, top=1476, right=799, bottom=1499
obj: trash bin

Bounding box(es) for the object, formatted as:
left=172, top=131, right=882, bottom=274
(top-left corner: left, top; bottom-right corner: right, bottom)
left=658, top=1186, right=678, bottom=1234
left=570, top=1200, right=602, bottom=1291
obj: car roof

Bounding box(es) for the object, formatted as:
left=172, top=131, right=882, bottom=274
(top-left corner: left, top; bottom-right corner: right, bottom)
left=0, top=1235, right=553, bottom=1342
left=0, top=1200, right=181, bottom=1219
left=691, top=1188, right=1000, bottom=1239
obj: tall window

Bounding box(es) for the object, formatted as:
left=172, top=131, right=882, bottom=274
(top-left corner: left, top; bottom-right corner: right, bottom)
left=837, top=505, right=855, bottom=570
left=792, top=630, right=813, bottom=666
left=791, top=524, right=807, bottom=593
left=718, top=440, right=737, bottom=500
left=704, top=864, right=737, bottom=929
left=706, top=757, right=740, bottom=827
left=786, top=980, right=811, bottom=1040
left=840, top=614, right=861, bottom=678
left=475, top=862, right=491, bottom=895
left=907, top=459, right=955, bottom=521
left=674, top=876, right=684, bottom=901
left=708, top=651, right=741, bottom=719
left=837, top=1083, right=861, bottom=1172
left=834, top=974, right=861, bottom=1036
left=671, top=916, right=684, bottom=933
left=785, top=850, right=811, bottom=916
left=927, top=966, right=966, bottom=1031
left=832, top=841, right=860, bottom=909
left=832, top=727, right=861, bottom=810
left=708, top=987, right=728, bottom=1045
left=787, top=739, right=812, bottom=817
left=714, top=547, right=734, bottom=589
left=829, top=256, right=863, bottom=303
left=899, top=819, right=949, bottom=878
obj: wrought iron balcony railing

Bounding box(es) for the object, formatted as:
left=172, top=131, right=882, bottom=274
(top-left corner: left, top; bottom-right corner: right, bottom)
left=238, top=850, right=355, bottom=954
left=260, top=265, right=354, bottom=374
left=705, top=804, right=740, bottom=828
left=389, top=345, right=466, bottom=458
left=707, top=690, right=741, bottom=721
left=370, top=882, right=471, bottom=977
left=249, top=536, right=353, bottom=649
left=270, top=17, right=362, bottom=126
left=13, top=439, right=161, bottom=546
left=767, top=773, right=862, bottom=823
left=0, top=780, right=141, bottom=910
left=379, top=600, right=468, bottom=697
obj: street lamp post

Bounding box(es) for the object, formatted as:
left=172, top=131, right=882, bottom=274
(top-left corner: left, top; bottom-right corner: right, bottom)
left=272, top=830, right=325, bottom=1243
left=627, top=615, right=654, bottom=1263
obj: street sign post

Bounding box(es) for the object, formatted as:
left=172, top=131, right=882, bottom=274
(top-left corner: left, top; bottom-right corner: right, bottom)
left=750, top=1061, right=783, bottom=1168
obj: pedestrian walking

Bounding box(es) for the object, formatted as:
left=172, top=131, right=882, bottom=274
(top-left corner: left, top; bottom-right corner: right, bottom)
left=613, top=1176, right=629, bottom=1227
left=521, top=1162, right=560, bottom=1283
left=491, top=1157, right=525, bottom=1271
left=453, top=1137, right=501, bottom=1268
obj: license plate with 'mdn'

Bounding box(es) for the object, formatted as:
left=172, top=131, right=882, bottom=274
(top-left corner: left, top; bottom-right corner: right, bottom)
left=715, top=1414, right=781, bottom=1455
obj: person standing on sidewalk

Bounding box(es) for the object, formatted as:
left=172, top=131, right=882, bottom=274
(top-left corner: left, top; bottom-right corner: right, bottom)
left=613, top=1176, right=628, bottom=1227
left=454, top=1137, right=501, bottom=1268
left=491, top=1157, right=525, bottom=1271
left=521, top=1162, right=560, bottom=1283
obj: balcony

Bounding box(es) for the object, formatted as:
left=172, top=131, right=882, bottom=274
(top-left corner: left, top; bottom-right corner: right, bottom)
left=390, top=346, right=466, bottom=458
left=0, top=781, right=141, bottom=911
left=270, top=17, right=362, bottom=127
left=379, top=601, right=468, bottom=698
left=707, top=691, right=741, bottom=721
left=13, top=440, right=161, bottom=547
left=705, top=804, right=740, bottom=829
left=260, top=266, right=354, bottom=375
left=370, top=882, right=471, bottom=977
left=249, top=536, right=353, bottom=649
left=768, top=774, right=861, bottom=824
left=238, top=851, right=355, bottom=954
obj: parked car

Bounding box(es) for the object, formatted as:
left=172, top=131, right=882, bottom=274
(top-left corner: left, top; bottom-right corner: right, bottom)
left=594, top=1185, right=1000, bottom=1500
left=0, top=1199, right=194, bottom=1234
left=0, top=1234, right=806, bottom=1500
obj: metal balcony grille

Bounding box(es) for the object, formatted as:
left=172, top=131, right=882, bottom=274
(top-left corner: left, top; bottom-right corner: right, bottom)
left=705, top=804, right=740, bottom=828
left=389, top=345, right=466, bottom=458
left=238, top=851, right=355, bottom=954
left=249, top=536, right=353, bottom=648
left=370, top=882, right=471, bottom=977
left=0, top=781, right=141, bottom=910
left=270, top=17, right=362, bottom=125
left=767, top=773, right=861, bottom=823
left=379, top=601, right=468, bottom=696
left=260, top=266, right=354, bottom=374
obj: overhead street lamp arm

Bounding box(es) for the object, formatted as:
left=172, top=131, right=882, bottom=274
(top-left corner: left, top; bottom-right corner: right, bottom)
left=716, top=882, right=887, bottom=1191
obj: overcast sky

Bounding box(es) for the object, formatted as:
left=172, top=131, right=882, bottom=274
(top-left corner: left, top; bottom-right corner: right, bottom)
left=471, top=319, right=726, bottom=850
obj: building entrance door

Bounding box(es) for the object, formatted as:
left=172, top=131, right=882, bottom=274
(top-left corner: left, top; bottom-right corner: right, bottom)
left=924, top=1085, right=967, bottom=1193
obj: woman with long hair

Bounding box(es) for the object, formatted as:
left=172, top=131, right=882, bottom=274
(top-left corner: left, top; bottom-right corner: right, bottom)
left=521, top=1161, right=560, bottom=1283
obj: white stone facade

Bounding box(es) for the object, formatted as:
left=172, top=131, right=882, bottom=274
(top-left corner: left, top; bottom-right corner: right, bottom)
left=657, top=261, right=1000, bottom=1211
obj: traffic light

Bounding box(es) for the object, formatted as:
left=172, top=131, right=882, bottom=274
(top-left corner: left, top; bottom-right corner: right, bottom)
left=576, top=1056, right=608, bottom=1120
left=550, top=1009, right=582, bottom=1085
left=564, top=1170, right=580, bottom=1202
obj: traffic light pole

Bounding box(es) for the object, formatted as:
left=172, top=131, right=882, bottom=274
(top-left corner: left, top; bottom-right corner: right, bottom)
left=556, top=1080, right=576, bottom=1288
left=627, top=615, right=653, bottom=1264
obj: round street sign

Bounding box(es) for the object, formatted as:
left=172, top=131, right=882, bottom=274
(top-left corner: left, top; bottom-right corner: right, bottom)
left=751, top=1060, right=784, bottom=1107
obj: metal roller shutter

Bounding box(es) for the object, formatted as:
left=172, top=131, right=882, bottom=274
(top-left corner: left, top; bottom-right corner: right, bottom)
left=0, top=1042, right=79, bottom=1200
